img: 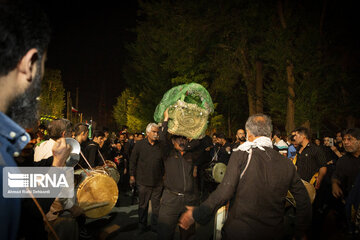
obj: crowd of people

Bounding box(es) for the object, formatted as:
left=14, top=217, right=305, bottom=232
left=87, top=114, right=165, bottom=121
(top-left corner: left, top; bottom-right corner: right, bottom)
left=1, top=2, right=360, bottom=240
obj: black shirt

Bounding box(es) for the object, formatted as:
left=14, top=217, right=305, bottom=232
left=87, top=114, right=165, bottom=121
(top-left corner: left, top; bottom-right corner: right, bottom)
left=129, top=138, right=163, bottom=186
left=83, top=141, right=102, bottom=168
left=332, top=153, right=360, bottom=196
left=160, top=121, right=198, bottom=201
left=296, top=143, right=327, bottom=182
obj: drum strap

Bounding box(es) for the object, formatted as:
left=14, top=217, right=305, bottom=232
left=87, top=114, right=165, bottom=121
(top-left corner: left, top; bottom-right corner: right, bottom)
left=97, top=149, right=107, bottom=166
left=27, top=188, right=60, bottom=240
left=80, top=150, right=94, bottom=171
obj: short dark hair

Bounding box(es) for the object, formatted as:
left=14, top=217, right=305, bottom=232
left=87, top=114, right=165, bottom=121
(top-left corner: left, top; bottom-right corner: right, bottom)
left=273, top=128, right=281, bottom=138
left=47, top=119, right=72, bottom=140
left=74, top=123, right=88, bottom=136
left=93, top=130, right=105, bottom=138
left=294, top=127, right=310, bottom=139
left=343, top=128, right=360, bottom=140
left=217, top=133, right=226, bottom=139
left=0, top=3, right=51, bottom=77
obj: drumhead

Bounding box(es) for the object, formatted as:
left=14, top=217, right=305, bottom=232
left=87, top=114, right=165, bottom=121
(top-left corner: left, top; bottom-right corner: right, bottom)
left=212, top=163, right=227, bottom=183
left=77, top=173, right=118, bottom=218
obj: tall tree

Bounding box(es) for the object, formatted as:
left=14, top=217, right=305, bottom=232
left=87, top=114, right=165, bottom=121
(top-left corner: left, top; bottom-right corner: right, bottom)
left=39, top=69, right=65, bottom=118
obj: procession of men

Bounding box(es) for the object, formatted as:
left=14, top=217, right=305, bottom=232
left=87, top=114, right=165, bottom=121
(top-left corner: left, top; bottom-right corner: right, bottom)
left=1, top=1, right=360, bottom=240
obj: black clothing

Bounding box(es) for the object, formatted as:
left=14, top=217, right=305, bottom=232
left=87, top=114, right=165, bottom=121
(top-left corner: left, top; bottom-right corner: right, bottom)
left=335, top=142, right=346, bottom=155
left=18, top=198, right=55, bottom=239
left=100, top=138, right=112, bottom=160
left=111, top=147, right=128, bottom=170
left=321, top=145, right=339, bottom=164
left=157, top=121, right=199, bottom=240
left=83, top=141, right=102, bottom=168
left=217, top=142, right=231, bottom=165
left=137, top=183, right=162, bottom=231
left=159, top=121, right=198, bottom=196
left=129, top=138, right=163, bottom=187
left=193, top=147, right=312, bottom=240
left=332, top=153, right=360, bottom=196
left=157, top=191, right=196, bottom=240
left=296, top=143, right=327, bottom=182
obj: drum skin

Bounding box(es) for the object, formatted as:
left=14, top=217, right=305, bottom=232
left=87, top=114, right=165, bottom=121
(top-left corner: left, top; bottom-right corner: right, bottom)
left=94, top=165, right=120, bottom=183
left=77, top=173, right=118, bottom=218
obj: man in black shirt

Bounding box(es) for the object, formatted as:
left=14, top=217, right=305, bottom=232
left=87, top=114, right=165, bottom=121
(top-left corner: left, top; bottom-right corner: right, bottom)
left=332, top=128, right=360, bottom=198
left=215, top=133, right=231, bottom=165
left=129, top=123, right=163, bottom=234
left=179, top=114, right=311, bottom=239
left=332, top=128, right=360, bottom=234
left=294, top=127, right=327, bottom=189
left=231, top=128, right=246, bottom=150
left=83, top=130, right=105, bottom=167
left=157, top=109, right=199, bottom=240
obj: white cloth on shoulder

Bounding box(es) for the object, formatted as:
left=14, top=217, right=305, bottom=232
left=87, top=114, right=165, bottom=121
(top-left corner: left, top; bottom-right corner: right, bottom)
left=232, top=136, right=273, bottom=179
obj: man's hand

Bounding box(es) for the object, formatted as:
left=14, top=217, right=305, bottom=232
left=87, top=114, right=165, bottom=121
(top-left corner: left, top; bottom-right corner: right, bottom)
left=124, top=168, right=127, bottom=175
left=52, top=138, right=72, bottom=167
left=332, top=182, right=343, bottom=198
left=164, top=108, right=169, bottom=122
left=130, top=176, right=136, bottom=186
left=179, top=206, right=195, bottom=230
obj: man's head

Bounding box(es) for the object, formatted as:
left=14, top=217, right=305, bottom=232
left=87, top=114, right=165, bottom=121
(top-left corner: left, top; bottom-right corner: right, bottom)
left=323, top=137, right=330, bottom=147
left=93, top=130, right=105, bottom=145
left=0, top=3, right=50, bottom=128
left=216, top=133, right=227, bottom=145
left=118, top=133, right=126, bottom=142
left=342, top=128, right=360, bottom=155
left=171, top=135, right=188, bottom=152
left=336, top=131, right=343, bottom=143
left=137, top=133, right=144, bottom=141
left=294, top=127, right=310, bottom=146
left=245, top=114, right=273, bottom=142
left=47, top=119, right=72, bottom=140
left=103, top=127, right=109, bottom=138
left=212, top=133, right=218, bottom=144
left=74, top=123, right=89, bottom=143
left=236, top=129, right=246, bottom=142
left=114, top=140, right=122, bottom=150
left=146, top=123, right=159, bottom=143
left=272, top=128, right=281, bottom=142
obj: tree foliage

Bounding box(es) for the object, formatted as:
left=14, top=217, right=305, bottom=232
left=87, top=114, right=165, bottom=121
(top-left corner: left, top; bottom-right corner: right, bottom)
left=116, top=0, right=358, bottom=136
left=39, top=69, right=65, bottom=118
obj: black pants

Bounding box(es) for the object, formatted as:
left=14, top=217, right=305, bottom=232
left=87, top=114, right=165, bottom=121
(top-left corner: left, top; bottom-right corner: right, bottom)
left=138, top=183, right=163, bottom=231
left=157, top=190, right=197, bottom=240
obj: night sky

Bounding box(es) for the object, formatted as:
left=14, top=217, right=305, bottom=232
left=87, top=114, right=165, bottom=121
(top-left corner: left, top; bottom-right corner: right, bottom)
left=39, top=1, right=138, bottom=127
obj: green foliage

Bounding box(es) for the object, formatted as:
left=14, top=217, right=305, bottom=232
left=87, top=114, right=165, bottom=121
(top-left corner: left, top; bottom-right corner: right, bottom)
left=39, top=69, right=65, bottom=118
left=113, top=89, right=148, bottom=133
left=118, top=0, right=357, bottom=136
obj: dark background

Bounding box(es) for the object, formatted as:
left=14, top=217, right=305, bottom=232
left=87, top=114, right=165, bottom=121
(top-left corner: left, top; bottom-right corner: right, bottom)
left=39, top=1, right=138, bottom=128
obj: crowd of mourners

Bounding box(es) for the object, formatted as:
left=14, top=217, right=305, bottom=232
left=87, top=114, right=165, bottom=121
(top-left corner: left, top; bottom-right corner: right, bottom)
left=1, top=3, right=360, bottom=240
left=13, top=118, right=360, bottom=240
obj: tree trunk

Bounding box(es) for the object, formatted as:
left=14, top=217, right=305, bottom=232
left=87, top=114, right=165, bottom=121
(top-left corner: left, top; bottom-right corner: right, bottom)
left=255, top=60, right=263, bottom=113
left=285, top=63, right=295, bottom=134
left=239, top=48, right=256, bottom=116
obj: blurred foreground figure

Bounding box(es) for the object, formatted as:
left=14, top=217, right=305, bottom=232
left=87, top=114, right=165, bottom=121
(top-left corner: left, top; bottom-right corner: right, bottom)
left=0, top=3, right=70, bottom=239
left=180, top=114, right=312, bottom=240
